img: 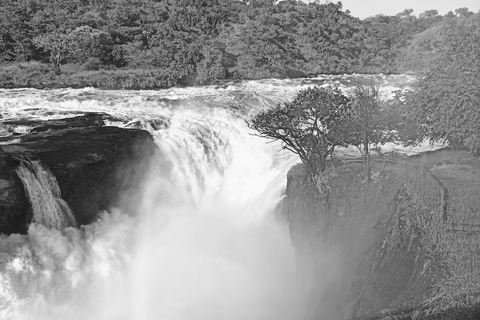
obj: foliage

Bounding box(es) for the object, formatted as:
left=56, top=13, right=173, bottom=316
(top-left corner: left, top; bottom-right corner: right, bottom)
left=0, top=0, right=478, bottom=88
left=247, top=86, right=354, bottom=179
left=398, top=24, right=442, bottom=72
left=33, top=26, right=107, bottom=71
left=0, top=62, right=55, bottom=88
left=379, top=91, right=423, bottom=147
left=0, top=63, right=177, bottom=89
left=228, top=17, right=299, bottom=78
left=297, top=2, right=365, bottom=74
left=397, top=153, right=480, bottom=314
left=349, top=80, right=396, bottom=177
left=195, top=40, right=231, bottom=84
left=404, top=15, right=480, bottom=152
left=33, top=31, right=75, bottom=70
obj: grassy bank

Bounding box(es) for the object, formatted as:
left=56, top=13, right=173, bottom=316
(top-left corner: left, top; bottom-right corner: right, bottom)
left=0, top=62, right=181, bottom=90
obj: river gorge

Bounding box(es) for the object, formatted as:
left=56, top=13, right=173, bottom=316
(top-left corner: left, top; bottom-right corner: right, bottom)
left=0, top=75, right=429, bottom=320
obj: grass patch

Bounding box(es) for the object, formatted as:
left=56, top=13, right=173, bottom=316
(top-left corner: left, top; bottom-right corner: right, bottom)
left=0, top=62, right=56, bottom=88
left=0, top=63, right=180, bottom=89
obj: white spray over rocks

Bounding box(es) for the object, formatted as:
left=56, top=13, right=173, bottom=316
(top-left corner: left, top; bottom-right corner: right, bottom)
left=16, top=161, right=77, bottom=229
left=0, top=75, right=429, bottom=320
left=0, top=98, right=301, bottom=320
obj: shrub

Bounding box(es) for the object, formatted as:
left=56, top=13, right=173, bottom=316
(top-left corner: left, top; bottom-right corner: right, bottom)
left=0, top=62, right=54, bottom=88
left=81, top=58, right=103, bottom=71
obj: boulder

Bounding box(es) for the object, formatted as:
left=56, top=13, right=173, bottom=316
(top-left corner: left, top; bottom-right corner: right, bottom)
left=0, top=114, right=158, bottom=234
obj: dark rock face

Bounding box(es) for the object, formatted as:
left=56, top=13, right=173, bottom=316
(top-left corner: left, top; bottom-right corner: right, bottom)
left=284, top=164, right=443, bottom=319
left=351, top=188, right=444, bottom=318
left=0, top=156, right=29, bottom=234
left=0, top=114, right=158, bottom=235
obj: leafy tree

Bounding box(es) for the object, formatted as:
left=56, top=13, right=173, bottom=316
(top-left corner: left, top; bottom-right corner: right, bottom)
left=1, top=0, right=476, bottom=89
left=196, top=40, right=231, bottom=84
left=396, top=9, right=414, bottom=18
left=361, top=14, right=417, bottom=73
left=349, top=81, right=392, bottom=179
left=455, top=7, right=474, bottom=18
left=33, top=26, right=106, bottom=71
left=297, top=2, right=364, bottom=73
left=420, top=10, right=439, bottom=18
left=228, top=17, right=300, bottom=78
left=166, top=0, right=228, bottom=36
left=34, top=31, right=78, bottom=71
left=247, top=86, right=354, bottom=179
left=67, top=26, right=111, bottom=65
left=404, top=14, right=480, bottom=153
left=0, top=1, right=39, bottom=62
left=398, top=24, right=442, bottom=72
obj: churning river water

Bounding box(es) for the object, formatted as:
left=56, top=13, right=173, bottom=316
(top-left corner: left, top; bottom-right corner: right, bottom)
left=0, top=75, right=416, bottom=320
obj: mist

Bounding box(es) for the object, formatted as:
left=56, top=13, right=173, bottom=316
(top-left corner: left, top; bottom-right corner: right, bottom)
left=0, top=108, right=325, bottom=320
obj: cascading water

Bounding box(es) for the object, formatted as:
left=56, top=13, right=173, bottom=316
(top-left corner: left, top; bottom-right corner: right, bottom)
left=126, top=109, right=301, bottom=320
left=0, top=89, right=303, bottom=320
left=0, top=75, right=424, bottom=320
left=15, top=161, right=77, bottom=229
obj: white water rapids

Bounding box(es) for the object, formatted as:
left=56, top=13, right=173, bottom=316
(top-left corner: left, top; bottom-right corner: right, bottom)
left=0, top=75, right=419, bottom=320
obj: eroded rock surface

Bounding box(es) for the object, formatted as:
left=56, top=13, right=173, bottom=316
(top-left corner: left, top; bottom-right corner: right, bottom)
left=351, top=187, right=444, bottom=318
left=0, top=113, right=158, bottom=234
left=284, top=163, right=444, bottom=319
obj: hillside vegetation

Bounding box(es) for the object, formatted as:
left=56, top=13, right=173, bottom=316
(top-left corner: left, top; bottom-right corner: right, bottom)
left=0, top=0, right=478, bottom=88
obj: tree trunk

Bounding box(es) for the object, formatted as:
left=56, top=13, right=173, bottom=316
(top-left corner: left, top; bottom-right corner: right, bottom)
left=364, top=133, right=370, bottom=181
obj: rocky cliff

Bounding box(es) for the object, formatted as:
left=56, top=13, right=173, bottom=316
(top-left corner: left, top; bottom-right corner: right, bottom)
left=284, top=162, right=444, bottom=319
left=0, top=113, right=158, bottom=234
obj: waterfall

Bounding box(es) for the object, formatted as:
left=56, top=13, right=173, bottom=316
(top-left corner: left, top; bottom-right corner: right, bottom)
left=0, top=76, right=428, bottom=320
left=0, top=104, right=300, bottom=320
left=15, top=160, right=77, bottom=229
left=124, top=108, right=302, bottom=320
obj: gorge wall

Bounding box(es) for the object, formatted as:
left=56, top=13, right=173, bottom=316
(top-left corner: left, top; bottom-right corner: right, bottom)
left=284, top=163, right=444, bottom=319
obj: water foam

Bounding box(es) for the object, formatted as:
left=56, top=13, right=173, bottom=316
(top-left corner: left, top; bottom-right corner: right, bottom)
left=0, top=75, right=419, bottom=319
left=16, top=161, right=77, bottom=229
left=1, top=102, right=300, bottom=320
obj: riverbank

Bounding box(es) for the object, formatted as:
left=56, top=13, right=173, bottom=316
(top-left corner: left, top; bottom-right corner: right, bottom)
left=0, top=62, right=403, bottom=91
left=0, top=62, right=183, bottom=90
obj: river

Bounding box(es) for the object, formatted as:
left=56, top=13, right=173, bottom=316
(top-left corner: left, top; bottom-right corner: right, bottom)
left=0, top=74, right=416, bottom=320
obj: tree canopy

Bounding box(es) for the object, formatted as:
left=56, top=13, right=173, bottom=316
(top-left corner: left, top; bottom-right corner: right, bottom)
left=404, top=14, right=480, bottom=153
left=247, top=86, right=354, bottom=179
left=348, top=81, right=397, bottom=178
left=1, top=0, right=477, bottom=87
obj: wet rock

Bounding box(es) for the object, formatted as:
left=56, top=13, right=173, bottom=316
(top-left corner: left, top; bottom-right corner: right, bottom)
left=0, top=113, right=113, bottom=135
left=124, top=117, right=170, bottom=131
left=0, top=114, right=158, bottom=235
left=0, top=153, right=29, bottom=234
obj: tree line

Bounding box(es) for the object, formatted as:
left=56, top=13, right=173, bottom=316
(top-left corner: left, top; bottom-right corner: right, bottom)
left=248, top=10, right=480, bottom=185
left=0, top=0, right=477, bottom=88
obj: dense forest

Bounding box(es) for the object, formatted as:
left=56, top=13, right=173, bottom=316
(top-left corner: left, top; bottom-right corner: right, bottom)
left=0, top=0, right=478, bottom=89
